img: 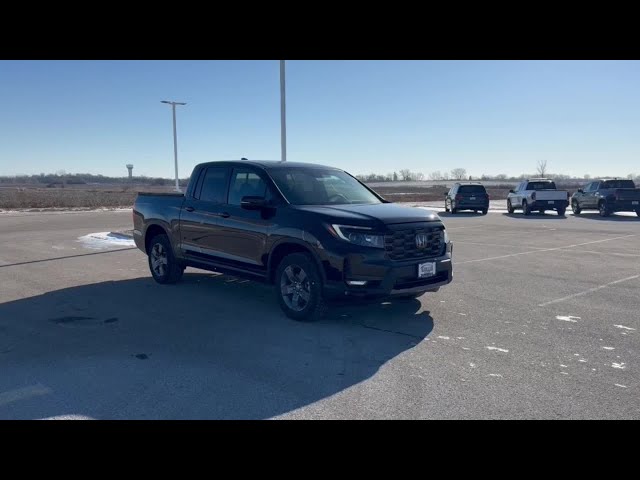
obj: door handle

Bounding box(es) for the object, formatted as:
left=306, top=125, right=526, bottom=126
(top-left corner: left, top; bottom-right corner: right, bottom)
left=185, top=206, right=195, bottom=212
left=218, top=212, right=230, bottom=218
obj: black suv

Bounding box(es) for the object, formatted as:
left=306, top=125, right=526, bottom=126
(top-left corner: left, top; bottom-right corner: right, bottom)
left=133, top=161, right=453, bottom=321
left=444, top=183, right=489, bottom=214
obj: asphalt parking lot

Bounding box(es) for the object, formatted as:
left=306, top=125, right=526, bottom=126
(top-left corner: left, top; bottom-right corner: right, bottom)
left=0, top=208, right=638, bottom=419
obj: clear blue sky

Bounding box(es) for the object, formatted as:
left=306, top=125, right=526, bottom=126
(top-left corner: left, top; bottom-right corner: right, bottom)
left=1, top=60, right=639, bottom=179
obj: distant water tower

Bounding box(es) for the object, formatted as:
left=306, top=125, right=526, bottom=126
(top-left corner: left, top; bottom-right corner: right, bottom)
left=126, top=164, right=134, bottom=180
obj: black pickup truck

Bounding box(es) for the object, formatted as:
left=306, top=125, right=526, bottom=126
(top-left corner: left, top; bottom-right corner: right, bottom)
left=132, top=160, right=453, bottom=320
left=571, top=179, right=640, bottom=217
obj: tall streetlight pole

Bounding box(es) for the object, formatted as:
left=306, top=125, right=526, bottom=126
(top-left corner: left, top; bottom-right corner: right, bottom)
left=161, top=100, right=187, bottom=191
left=280, top=60, right=287, bottom=162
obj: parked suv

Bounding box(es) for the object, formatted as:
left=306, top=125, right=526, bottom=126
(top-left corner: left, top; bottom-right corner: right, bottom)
left=444, top=183, right=489, bottom=215
left=133, top=161, right=453, bottom=321
left=571, top=179, right=640, bottom=217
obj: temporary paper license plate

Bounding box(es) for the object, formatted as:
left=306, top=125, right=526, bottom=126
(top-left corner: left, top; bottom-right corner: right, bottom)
left=418, top=262, right=436, bottom=278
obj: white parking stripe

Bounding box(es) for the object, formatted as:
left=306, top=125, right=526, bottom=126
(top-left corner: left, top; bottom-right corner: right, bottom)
left=538, top=275, right=640, bottom=307
left=456, top=234, right=637, bottom=265
left=455, top=241, right=547, bottom=250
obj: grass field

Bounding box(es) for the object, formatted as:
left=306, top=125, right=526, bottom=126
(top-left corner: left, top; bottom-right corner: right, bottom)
left=0, top=180, right=585, bottom=210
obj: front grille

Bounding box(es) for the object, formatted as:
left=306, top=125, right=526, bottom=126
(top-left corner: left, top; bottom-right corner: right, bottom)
left=384, top=224, right=445, bottom=260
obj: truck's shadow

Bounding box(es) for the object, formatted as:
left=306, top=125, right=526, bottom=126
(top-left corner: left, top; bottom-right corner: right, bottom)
left=0, top=273, right=433, bottom=419
left=502, top=213, right=567, bottom=220
left=572, top=213, right=640, bottom=222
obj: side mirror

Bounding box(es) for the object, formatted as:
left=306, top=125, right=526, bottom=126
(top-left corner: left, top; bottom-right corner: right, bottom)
left=577, top=189, right=584, bottom=194
left=241, top=196, right=267, bottom=210
left=509, top=189, right=515, bottom=194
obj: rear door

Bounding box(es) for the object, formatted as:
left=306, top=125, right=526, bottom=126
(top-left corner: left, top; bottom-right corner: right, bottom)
left=180, top=165, right=232, bottom=259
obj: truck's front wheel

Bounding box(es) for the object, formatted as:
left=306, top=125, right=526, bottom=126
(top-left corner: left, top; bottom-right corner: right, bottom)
left=148, top=234, right=184, bottom=284
left=275, top=253, right=325, bottom=321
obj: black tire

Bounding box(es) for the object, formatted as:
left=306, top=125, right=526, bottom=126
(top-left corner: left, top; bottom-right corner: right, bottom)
left=599, top=201, right=610, bottom=217
left=148, top=234, right=184, bottom=284
left=522, top=201, right=531, bottom=216
left=557, top=207, right=566, bottom=216
left=507, top=199, right=514, bottom=214
left=451, top=207, right=457, bottom=214
left=572, top=200, right=581, bottom=215
left=444, top=200, right=450, bottom=213
left=275, top=252, right=326, bottom=321
left=481, top=209, right=488, bottom=215
left=540, top=209, right=546, bottom=215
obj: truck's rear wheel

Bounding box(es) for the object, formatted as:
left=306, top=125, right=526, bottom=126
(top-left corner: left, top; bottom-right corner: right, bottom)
left=148, top=234, right=184, bottom=284
left=599, top=201, right=610, bottom=217
left=557, top=207, right=566, bottom=216
left=275, top=253, right=325, bottom=321
left=522, top=201, right=531, bottom=216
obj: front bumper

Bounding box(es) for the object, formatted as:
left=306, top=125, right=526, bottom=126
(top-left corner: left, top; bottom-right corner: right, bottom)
left=323, top=246, right=453, bottom=299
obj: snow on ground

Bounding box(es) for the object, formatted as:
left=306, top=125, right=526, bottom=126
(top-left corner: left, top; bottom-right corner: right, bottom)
left=77, top=231, right=135, bottom=250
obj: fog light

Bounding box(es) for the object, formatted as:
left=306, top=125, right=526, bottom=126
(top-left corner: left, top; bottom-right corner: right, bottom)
left=346, top=280, right=368, bottom=286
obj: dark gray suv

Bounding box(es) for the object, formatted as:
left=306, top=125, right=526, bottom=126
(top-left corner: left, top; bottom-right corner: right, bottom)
left=444, top=183, right=489, bottom=215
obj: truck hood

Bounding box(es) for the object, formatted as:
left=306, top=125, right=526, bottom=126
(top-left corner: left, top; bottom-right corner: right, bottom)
left=293, top=203, right=440, bottom=226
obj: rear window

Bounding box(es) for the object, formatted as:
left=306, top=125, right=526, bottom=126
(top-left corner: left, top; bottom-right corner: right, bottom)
left=600, top=180, right=635, bottom=189
left=458, top=185, right=486, bottom=194
left=526, top=181, right=556, bottom=190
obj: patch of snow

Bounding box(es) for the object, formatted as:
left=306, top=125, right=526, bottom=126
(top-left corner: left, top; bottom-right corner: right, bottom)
left=560, top=365, right=568, bottom=368
left=486, top=346, right=509, bottom=353
left=77, top=232, right=135, bottom=250
left=612, top=362, right=626, bottom=370
left=579, top=359, right=587, bottom=363
left=615, top=384, right=628, bottom=388
left=469, top=363, right=477, bottom=368
left=458, top=313, right=467, bottom=316
left=602, top=347, right=615, bottom=350
left=556, top=315, right=580, bottom=323
left=614, top=325, right=636, bottom=331
left=437, top=336, right=450, bottom=340
left=488, top=374, right=503, bottom=378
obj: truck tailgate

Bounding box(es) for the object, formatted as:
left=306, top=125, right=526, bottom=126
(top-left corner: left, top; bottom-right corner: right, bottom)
left=535, top=190, right=567, bottom=201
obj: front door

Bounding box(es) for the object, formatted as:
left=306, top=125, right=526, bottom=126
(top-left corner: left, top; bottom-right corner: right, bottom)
left=211, top=167, right=280, bottom=270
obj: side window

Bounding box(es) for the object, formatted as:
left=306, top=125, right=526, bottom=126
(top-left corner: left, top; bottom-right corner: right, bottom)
left=198, top=167, right=231, bottom=204
left=228, top=170, right=268, bottom=206
left=591, top=182, right=600, bottom=191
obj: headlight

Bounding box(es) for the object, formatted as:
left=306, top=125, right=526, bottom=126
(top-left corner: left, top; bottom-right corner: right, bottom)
left=329, top=224, right=385, bottom=249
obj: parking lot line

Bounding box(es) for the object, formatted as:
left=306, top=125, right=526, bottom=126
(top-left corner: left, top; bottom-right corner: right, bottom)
left=538, top=274, right=640, bottom=307
left=456, top=234, right=637, bottom=265
left=454, top=241, right=547, bottom=250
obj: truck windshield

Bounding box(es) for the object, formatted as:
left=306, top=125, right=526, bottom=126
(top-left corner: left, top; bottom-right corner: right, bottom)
left=268, top=168, right=382, bottom=206
left=601, top=180, right=635, bottom=189
left=527, top=181, right=556, bottom=190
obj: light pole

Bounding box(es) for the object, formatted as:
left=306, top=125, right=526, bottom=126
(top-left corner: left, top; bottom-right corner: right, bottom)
left=161, top=100, right=187, bottom=191
left=280, top=60, right=287, bottom=162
